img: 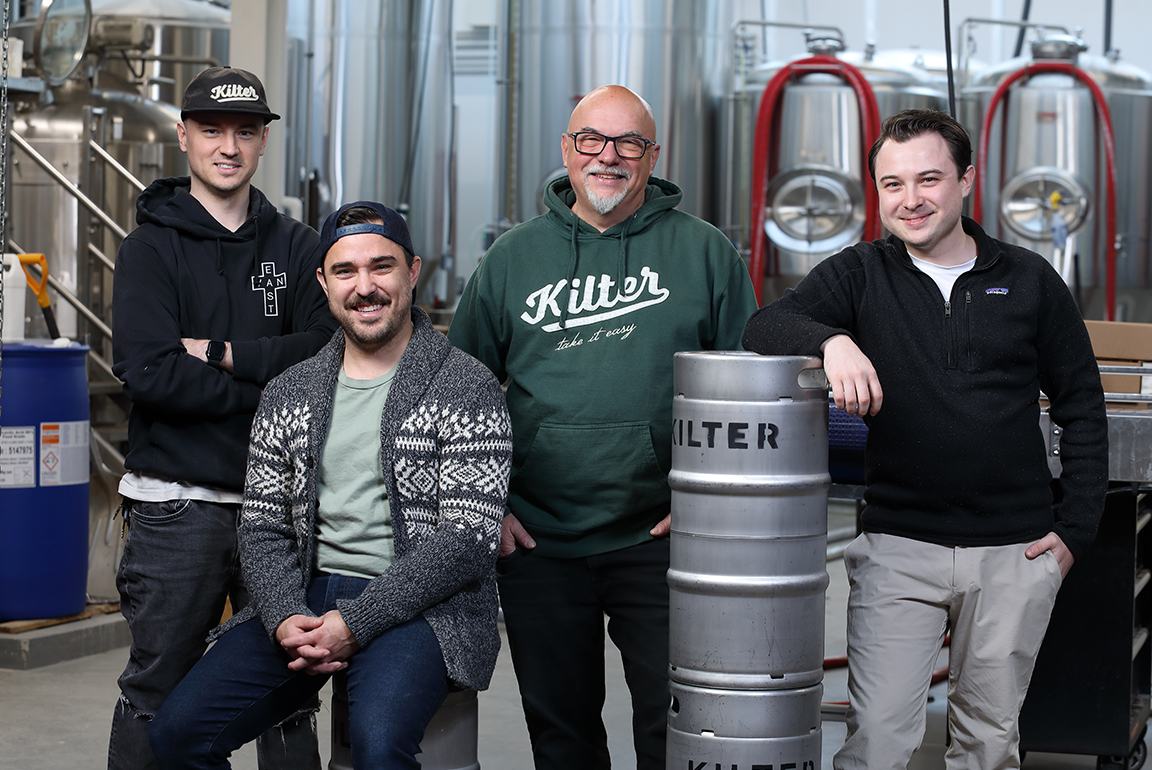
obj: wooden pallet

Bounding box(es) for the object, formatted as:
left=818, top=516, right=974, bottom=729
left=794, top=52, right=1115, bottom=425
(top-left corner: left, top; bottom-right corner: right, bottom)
left=0, top=602, right=120, bottom=634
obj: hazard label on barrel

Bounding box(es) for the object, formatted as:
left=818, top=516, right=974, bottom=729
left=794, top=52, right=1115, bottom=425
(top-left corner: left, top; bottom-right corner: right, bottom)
left=0, top=426, right=36, bottom=488
left=39, top=421, right=89, bottom=486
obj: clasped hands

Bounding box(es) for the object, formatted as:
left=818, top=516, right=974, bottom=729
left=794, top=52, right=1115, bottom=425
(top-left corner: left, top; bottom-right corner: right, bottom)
left=275, top=611, right=360, bottom=676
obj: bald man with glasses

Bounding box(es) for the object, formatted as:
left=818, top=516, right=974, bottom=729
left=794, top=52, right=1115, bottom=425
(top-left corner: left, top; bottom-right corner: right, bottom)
left=450, top=85, right=758, bottom=770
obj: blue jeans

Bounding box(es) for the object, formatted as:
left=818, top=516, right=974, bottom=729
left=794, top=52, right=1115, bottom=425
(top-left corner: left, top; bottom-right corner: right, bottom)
left=150, top=574, right=450, bottom=770
left=109, top=499, right=318, bottom=770
left=496, top=537, right=671, bottom=770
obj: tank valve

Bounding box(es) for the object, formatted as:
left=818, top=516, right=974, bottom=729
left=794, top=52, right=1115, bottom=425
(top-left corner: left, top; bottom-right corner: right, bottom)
left=803, top=30, right=845, bottom=56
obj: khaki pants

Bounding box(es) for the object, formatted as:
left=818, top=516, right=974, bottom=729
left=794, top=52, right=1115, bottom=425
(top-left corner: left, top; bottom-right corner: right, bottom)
left=834, top=532, right=1063, bottom=770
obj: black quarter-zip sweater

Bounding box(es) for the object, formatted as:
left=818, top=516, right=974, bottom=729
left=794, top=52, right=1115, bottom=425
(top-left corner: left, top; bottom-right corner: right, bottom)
left=743, top=217, right=1108, bottom=560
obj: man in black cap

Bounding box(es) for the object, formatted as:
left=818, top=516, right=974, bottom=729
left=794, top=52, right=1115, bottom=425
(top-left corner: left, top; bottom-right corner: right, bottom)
left=109, top=66, right=337, bottom=770
left=148, top=202, right=512, bottom=769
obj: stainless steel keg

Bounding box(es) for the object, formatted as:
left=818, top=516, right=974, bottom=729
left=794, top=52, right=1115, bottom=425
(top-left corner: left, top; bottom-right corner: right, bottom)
left=667, top=681, right=822, bottom=770
left=668, top=352, right=830, bottom=690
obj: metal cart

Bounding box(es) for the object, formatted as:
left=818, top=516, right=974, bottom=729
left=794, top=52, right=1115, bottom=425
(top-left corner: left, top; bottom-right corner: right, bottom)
left=1021, top=399, right=1152, bottom=770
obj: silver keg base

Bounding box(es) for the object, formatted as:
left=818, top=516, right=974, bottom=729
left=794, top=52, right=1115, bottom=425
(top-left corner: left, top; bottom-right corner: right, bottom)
left=667, top=682, right=823, bottom=770
left=667, top=730, right=822, bottom=770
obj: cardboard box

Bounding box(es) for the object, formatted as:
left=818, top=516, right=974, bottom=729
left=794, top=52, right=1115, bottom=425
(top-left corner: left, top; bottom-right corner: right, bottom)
left=1085, top=321, right=1152, bottom=361
left=1084, top=320, right=1152, bottom=400
left=1097, top=359, right=1141, bottom=394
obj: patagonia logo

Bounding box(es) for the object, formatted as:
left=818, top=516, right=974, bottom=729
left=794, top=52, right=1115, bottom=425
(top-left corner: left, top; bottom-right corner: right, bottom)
left=210, top=83, right=260, bottom=103
left=985, top=287, right=1010, bottom=296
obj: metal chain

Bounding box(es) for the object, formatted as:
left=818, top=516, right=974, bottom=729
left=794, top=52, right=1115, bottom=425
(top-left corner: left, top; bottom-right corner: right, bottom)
left=0, top=0, right=10, bottom=420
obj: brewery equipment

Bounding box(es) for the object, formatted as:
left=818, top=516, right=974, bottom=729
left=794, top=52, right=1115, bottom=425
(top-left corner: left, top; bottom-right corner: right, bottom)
left=495, top=0, right=734, bottom=227
left=668, top=682, right=822, bottom=770
left=7, top=0, right=222, bottom=341
left=728, top=27, right=949, bottom=300
left=965, top=29, right=1152, bottom=321
left=3, top=0, right=218, bottom=606
left=89, top=0, right=229, bottom=106
left=284, top=0, right=454, bottom=307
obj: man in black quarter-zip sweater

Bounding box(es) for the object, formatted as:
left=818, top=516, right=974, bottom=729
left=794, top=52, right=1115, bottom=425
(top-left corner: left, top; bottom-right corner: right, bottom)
left=743, top=109, right=1107, bottom=770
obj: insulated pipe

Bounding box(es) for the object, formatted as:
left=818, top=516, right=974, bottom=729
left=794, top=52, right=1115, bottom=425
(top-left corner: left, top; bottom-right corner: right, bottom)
left=747, top=56, right=882, bottom=303
left=974, top=62, right=1119, bottom=320
left=1104, top=0, right=1114, bottom=56
left=943, top=0, right=956, bottom=117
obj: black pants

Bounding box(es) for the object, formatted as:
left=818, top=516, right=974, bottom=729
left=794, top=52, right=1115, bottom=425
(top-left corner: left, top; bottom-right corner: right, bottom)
left=497, top=537, right=670, bottom=770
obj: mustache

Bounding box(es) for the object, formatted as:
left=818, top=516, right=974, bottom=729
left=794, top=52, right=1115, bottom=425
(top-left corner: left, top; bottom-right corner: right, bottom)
left=587, top=164, right=631, bottom=180
left=345, top=293, right=390, bottom=310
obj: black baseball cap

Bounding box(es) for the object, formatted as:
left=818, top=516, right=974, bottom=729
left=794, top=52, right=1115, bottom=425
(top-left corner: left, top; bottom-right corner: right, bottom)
left=181, top=67, right=281, bottom=122
left=318, top=201, right=416, bottom=263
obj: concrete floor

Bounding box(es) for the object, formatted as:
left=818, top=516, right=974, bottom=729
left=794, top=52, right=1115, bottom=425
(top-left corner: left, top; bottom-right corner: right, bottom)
left=0, top=614, right=627, bottom=770
left=0, top=502, right=1143, bottom=769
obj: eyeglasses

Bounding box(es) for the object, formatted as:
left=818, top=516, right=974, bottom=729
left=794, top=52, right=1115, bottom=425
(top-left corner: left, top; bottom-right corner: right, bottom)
left=567, top=132, right=655, bottom=160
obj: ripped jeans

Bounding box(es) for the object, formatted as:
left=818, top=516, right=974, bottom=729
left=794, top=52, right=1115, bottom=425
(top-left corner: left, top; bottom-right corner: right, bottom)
left=108, top=499, right=319, bottom=770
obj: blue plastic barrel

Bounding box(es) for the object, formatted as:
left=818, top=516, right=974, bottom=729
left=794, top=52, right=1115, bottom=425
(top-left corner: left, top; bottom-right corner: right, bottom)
left=0, top=341, right=90, bottom=621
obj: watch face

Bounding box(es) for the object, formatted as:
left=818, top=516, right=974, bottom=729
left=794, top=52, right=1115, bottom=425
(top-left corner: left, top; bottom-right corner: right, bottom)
left=207, top=340, right=225, bottom=362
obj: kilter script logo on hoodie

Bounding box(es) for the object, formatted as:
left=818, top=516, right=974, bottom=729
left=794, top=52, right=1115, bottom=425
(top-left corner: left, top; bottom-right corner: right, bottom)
left=520, top=267, right=670, bottom=333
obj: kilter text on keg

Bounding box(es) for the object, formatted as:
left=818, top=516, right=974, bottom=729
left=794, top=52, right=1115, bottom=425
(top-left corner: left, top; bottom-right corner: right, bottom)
left=685, top=760, right=816, bottom=769
left=672, top=419, right=780, bottom=450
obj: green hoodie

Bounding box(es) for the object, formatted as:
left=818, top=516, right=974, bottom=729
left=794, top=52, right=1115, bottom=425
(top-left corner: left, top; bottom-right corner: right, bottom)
left=449, top=176, right=758, bottom=557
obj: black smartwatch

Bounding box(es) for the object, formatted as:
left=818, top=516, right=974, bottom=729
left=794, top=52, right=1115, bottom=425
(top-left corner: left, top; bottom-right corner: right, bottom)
left=206, top=340, right=226, bottom=367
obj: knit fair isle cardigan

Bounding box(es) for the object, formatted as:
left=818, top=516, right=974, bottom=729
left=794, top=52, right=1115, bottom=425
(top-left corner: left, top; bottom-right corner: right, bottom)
left=215, top=307, right=512, bottom=691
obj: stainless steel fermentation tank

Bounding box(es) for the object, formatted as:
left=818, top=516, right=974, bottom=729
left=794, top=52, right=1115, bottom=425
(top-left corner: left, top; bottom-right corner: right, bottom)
left=9, top=87, right=183, bottom=340
left=496, top=0, right=733, bottom=227
left=7, top=0, right=210, bottom=341
left=729, top=29, right=948, bottom=301
left=89, top=0, right=229, bottom=106
left=668, top=352, right=829, bottom=770
left=284, top=0, right=453, bottom=306
left=966, top=32, right=1152, bottom=322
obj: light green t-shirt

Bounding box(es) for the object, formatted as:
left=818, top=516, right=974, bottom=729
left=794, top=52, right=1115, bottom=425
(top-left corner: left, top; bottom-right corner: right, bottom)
left=315, top=367, right=395, bottom=579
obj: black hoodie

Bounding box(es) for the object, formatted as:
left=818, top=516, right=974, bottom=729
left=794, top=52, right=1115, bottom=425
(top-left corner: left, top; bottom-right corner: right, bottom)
left=112, top=177, right=338, bottom=490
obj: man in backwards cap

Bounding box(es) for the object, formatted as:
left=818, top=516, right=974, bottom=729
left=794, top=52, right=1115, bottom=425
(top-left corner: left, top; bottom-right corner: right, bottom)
left=109, top=67, right=337, bottom=769
left=148, top=202, right=512, bottom=769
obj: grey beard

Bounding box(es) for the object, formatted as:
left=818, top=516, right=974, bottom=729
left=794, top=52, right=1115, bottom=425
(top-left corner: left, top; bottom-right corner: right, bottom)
left=583, top=169, right=631, bottom=215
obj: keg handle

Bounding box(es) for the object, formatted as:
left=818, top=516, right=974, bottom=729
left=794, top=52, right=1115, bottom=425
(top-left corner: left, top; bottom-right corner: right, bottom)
left=797, top=367, right=829, bottom=391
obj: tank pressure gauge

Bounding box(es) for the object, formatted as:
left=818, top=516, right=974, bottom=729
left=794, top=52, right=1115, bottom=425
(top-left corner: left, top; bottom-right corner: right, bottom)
left=33, top=0, right=92, bottom=87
